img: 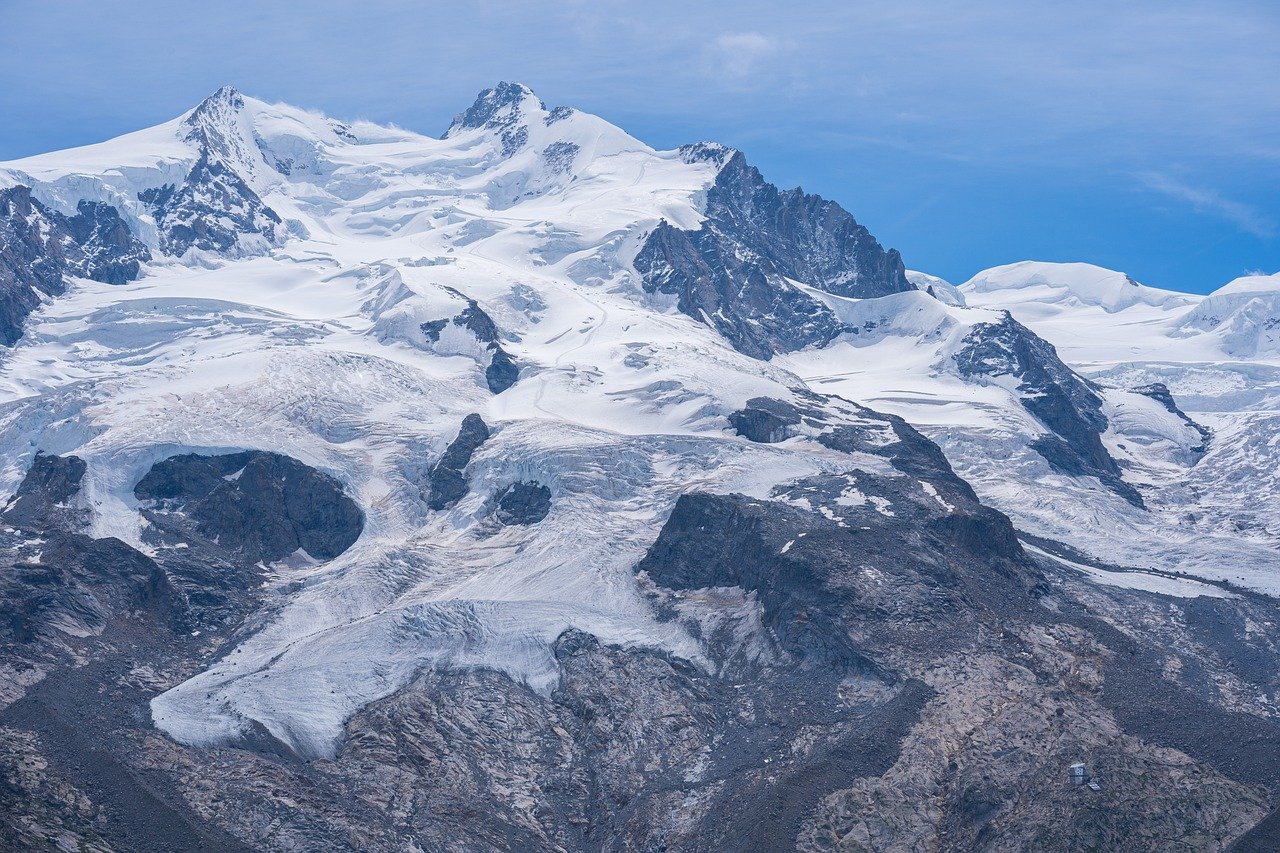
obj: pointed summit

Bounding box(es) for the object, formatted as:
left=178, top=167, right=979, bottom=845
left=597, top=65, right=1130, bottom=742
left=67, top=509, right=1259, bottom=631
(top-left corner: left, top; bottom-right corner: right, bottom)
left=185, top=85, right=246, bottom=134
left=181, top=85, right=258, bottom=167
left=445, top=82, right=545, bottom=139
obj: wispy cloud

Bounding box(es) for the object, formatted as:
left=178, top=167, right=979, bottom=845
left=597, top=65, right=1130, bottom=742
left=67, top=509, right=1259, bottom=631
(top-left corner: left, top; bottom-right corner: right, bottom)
left=1136, top=171, right=1276, bottom=239
left=707, top=31, right=784, bottom=83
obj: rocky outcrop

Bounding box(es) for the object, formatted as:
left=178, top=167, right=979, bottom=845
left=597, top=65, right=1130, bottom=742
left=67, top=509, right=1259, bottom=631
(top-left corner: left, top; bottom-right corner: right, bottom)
left=494, top=481, right=551, bottom=525
left=445, top=82, right=544, bottom=156
left=4, top=423, right=1279, bottom=850
left=134, top=450, right=363, bottom=566
left=0, top=186, right=149, bottom=345
left=427, top=414, right=490, bottom=510
left=954, top=313, right=1144, bottom=506
left=1, top=452, right=88, bottom=532
left=0, top=453, right=179, bottom=647
left=634, top=148, right=914, bottom=359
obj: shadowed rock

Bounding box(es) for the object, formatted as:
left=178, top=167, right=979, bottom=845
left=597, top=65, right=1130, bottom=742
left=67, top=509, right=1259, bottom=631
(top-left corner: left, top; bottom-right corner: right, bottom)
left=134, top=451, right=363, bottom=566
left=427, top=414, right=490, bottom=510
left=634, top=146, right=914, bottom=359
left=1, top=186, right=149, bottom=346
left=422, top=295, right=521, bottom=393
left=955, top=312, right=1144, bottom=507
left=1, top=452, right=88, bottom=533
left=494, top=481, right=551, bottom=525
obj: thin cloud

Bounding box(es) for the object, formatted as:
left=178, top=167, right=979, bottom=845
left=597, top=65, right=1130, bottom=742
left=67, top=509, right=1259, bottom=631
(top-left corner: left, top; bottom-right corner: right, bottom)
left=708, top=32, right=784, bottom=82
left=1136, top=171, right=1276, bottom=239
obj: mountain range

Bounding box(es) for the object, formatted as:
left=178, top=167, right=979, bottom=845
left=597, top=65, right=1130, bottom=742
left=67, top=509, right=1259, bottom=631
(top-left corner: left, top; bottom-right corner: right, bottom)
left=2, top=82, right=1279, bottom=852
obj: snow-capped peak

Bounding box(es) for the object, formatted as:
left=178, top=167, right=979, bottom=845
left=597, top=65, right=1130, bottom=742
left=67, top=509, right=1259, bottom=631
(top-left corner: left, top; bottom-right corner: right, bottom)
left=961, top=261, right=1195, bottom=313
left=445, top=81, right=547, bottom=136
left=1210, top=270, right=1280, bottom=297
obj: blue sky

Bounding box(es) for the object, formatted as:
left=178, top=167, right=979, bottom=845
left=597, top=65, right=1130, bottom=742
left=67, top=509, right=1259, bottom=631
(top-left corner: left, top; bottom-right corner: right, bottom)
left=1, top=0, right=1276, bottom=293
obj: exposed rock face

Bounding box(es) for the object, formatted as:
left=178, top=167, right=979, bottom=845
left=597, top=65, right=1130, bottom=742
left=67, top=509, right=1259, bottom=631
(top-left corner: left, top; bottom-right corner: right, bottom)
left=447, top=81, right=545, bottom=134
left=0, top=453, right=179, bottom=648
left=3, top=421, right=1280, bottom=850
left=134, top=451, right=363, bottom=565
left=635, top=221, right=843, bottom=360
left=702, top=150, right=912, bottom=300
left=494, top=481, right=551, bottom=525
left=0, top=186, right=149, bottom=345
left=954, top=313, right=1144, bottom=506
left=139, top=87, right=282, bottom=257
left=728, top=396, right=806, bottom=443
left=427, top=414, right=490, bottom=510
left=445, top=82, right=545, bottom=156
left=1, top=452, right=88, bottom=532
left=634, top=147, right=914, bottom=359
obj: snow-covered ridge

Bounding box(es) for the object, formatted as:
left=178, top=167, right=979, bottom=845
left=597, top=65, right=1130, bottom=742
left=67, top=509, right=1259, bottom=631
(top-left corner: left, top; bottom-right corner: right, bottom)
left=961, top=261, right=1197, bottom=314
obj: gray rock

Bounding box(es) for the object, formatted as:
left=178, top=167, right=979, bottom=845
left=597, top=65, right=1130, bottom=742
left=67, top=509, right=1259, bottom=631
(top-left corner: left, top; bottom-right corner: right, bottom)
left=634, top=148, right=915, bottom=359
left=139, top=87, right=282, bottom=257
left=427, top=414, right=490, bottom=511
left=422, top=295, right=521, bottom=393
left=954, top=313, right=1144, bottom=506
left=134, top=451, right=363, bottom=566
left=1, top=452, right=88, bottom=533
left=494, top=481, right=551, bottom=525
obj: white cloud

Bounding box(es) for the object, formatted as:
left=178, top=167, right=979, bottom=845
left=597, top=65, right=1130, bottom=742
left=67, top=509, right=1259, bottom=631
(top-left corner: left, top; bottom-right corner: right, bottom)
left=709, top=31, right=783, bottom=81
left=1136, top=171, right=1276, bottom=239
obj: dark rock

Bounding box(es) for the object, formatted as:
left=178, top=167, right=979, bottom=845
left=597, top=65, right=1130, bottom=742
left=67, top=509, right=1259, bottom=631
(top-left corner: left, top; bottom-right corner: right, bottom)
left=485, top=348, right=520, bottom=394
left=494, top=481, right=551, bottom=525
left=634, top=220, right=845, bottom=361
left=700, top=149, right=913, bottom=300
left=728, top=397, right=803, bottom=443
left=1, top=186, right=148, bottom=345
left=448, top=82, right=543, bottom=133
left=134, top=451, right=363, bottom=566
left=542, top=141, right=580, bottom=174
left=455, top=301, right=500, bottom=344
left=638, top=491, right=877, bottom=671
left=427, top=414, right=490, bottom=510
left=634, top=148, right=915, bottom=359
left=60, top=200, right=149, bottom=284
left=1, top=452, right=88, bottom=533
left=446, top=83, right=542, bottom=157
left=139, top=151, right=281, bottom=256
left=0, top=531, right=180, bottom=645
left=954, top=313, right=1144, bottom=507
left=419, top=318, right=448, bottom=342
left=544, top=105, right=575, bottom=125
left=422, top=294, right=521, bottom=393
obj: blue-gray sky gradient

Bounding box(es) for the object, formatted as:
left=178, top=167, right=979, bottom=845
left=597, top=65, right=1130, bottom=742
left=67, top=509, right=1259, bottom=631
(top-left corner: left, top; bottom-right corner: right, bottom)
left=2, top=0, right=1276, bottom=292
